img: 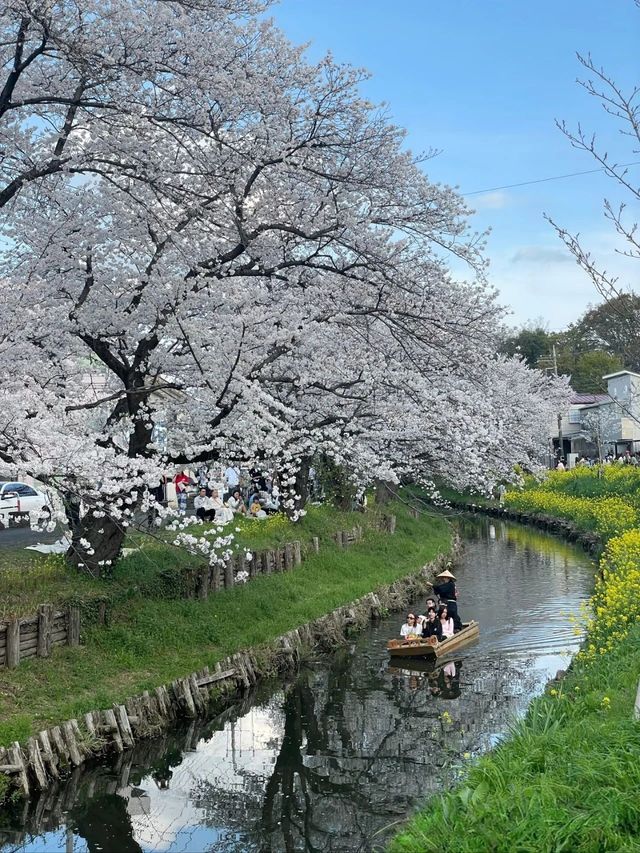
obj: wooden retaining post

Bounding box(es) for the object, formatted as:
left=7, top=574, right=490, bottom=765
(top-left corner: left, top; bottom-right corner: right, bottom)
left=293, top=541, right=302, bottom=566
left=101, top=710, right=123, bottom=752
left=67, top=606, right=80, bottom=647
left=224, top=557, right=234, bottom=589
left=634, top=679, right=640, bottom=721
left=312, top=536, right=320, bottom=553
left=113, top=705, right=135, bottom=749
left=6, top=619, right=20, bottom=669
left=188, top=673, right=207, bottom=715
left=261, top=551, right=271, bottom=575
left=38, top=730, right=59, bottom=780
left=7, top=743, right=29, bottom=797
left=27, top=737, right=48, bottom=790
left=335, top=531, right=344, bottom=548
left=274, top=548, right=283, bottom=572
left=197, top=567, right=210, bottom=600
left=37, top=604, right=53, bottom=658
left=284, top=542, right=293, bottom=571
left=61, top=721, right=83, bottom=766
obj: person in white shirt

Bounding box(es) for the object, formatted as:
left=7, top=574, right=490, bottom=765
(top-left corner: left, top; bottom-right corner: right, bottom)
left=224, top=466, right=240, bottom=495
left=227, top=490, right=247, bottom=515
left=400, top=614, right=420, bottom=639
left=194, top=488, right=215, bottom=522
left=210, top=489, right=233, bottom=524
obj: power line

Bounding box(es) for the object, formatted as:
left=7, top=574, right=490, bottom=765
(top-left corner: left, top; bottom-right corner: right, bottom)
left=464, top=161, right=640, bottom=196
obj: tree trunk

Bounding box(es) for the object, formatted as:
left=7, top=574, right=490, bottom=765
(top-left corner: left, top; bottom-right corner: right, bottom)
left=285, top=456, right=312, bottom=519
left=67, top=510, right=126, bottom=577
left=375, top=479, right=398, bottom=505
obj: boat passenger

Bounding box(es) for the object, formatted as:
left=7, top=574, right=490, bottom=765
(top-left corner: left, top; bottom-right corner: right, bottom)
left=421, top=608, right=443, bottom=641
left=438, top=604, right=455, bottom=639
left=416, top=597, right=437, bottom=628
left=431, top=568, right=462, bottom=632
left=400, top=614, right=421, bottom=639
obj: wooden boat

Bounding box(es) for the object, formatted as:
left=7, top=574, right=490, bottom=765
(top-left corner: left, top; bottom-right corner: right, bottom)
left=387, top=620, right=479, bottom=659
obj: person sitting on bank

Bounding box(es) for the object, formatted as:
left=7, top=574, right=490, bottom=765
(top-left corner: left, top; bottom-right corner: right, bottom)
left=249, top=500, right=267, bottom=519
left=194, top=488, right=216, bottom=522
left=421, top=608, right=443, bottom=641
left=438, top=604, right=455, bottom=639
left=431, top=567, right=462, bottom=632
left=400, top=613, right=420, bottom=638
left=227, top=489, right=247, bottom=515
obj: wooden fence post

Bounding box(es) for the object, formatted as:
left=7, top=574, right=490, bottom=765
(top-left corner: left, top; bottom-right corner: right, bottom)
left=6, top=620, right=20, bottom=669
left=261, top=551, right=272, bottom=575
left=284, top=543, right=293, bottom=571
left=197, top=567, right=209, bottom=600
left=67, top=606, right=81, bottom=647
left=224, top=557, right=234, bottom=588
left=37, top=604, right=53, bottom=658
left=274, top=548, right=283, bottom=572
left=312, top=536, right=320, bottom=553
left=248, top=552, right=257, bottom=578
left=293, top=541, right=302, bottom=566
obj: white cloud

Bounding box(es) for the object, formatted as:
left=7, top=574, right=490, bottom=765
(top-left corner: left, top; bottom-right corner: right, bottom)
left=469, top=190, right=512, bottom=210
left=488, top=230, right=637, bottom=330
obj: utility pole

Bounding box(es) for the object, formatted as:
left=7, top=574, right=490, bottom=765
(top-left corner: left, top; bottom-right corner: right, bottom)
left=553, top=345, right=563, bottom=465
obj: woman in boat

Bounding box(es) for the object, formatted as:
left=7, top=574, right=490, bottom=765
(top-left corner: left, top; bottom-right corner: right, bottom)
left=400, top=613, right=421, bottom=639
left=438, top=604, right=455, bottom=639
left=431, top=568, right=462, bottom=632
left=421, top=608, right=443, bottom=641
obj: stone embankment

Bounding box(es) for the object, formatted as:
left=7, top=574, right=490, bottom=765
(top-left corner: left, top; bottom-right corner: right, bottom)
left=0, top=536, right=459, bottom=800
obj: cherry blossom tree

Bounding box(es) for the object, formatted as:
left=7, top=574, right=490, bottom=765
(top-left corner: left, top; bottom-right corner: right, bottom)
left=0, top=0, right=566, bottom=574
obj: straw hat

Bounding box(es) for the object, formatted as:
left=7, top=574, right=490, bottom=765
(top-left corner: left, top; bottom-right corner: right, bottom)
left=436, top=568, right=456, bottom=580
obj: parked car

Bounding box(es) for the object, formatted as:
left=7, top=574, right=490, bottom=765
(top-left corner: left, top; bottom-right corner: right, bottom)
left=0, top=481, right=51, bottom=527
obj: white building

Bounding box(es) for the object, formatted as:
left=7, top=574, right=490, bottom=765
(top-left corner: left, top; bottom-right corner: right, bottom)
left=551, top=370, right=640, bottom=463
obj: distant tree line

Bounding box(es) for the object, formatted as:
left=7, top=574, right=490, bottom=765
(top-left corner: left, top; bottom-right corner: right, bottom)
left=500, top=293, right=640, bottom=393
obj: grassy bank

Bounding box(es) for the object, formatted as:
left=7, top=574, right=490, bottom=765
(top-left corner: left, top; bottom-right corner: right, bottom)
left=0, top=503, right=376, bottom=618
left=0, top=501, right=451, bottom=748
left=390, top=468, right=640, bottom=853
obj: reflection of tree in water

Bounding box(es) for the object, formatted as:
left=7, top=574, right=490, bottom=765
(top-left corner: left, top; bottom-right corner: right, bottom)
left=68, top=792, right=143, bottom=853
left=190, top=647, right=533, bottom=853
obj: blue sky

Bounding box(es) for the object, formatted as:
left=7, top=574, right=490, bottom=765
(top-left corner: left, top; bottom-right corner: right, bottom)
left=271, top=0, right=639, bottom=330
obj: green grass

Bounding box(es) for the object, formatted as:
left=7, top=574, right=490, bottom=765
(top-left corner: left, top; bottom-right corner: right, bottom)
left=0, top=504, right=377, bottom=617
left=0, top=501, right=451, bottom=747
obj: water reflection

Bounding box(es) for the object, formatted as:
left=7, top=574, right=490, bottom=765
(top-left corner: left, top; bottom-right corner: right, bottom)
left=0, top=517, right=594, bottom=853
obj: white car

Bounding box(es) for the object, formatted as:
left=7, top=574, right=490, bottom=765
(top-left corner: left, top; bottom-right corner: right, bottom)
left=0, top=481, right=51, bottom=527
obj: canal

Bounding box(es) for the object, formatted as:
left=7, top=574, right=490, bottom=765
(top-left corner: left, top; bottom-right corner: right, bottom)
left=0, top=516, right=595, bottom=852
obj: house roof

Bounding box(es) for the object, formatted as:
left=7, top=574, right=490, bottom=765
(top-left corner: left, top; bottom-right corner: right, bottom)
left=602, top=370, right=640, bottom=381
left=570, top=393, right=610, bottom=405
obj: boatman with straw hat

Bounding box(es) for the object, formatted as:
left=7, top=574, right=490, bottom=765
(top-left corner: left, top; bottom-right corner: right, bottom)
left=430, top=566, right=462, bottom=632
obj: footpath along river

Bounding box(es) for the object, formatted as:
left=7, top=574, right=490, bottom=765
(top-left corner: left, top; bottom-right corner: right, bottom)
left=0, top=516, right=595, bottom=853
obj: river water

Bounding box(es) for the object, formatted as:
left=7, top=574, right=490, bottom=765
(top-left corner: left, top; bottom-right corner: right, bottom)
left=0, top=516, right=594, bottom=853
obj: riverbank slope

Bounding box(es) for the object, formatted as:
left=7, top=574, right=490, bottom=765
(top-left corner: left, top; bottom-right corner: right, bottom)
left=0, top=501, right=451, bottom=754
left=390, top=469, right=640, bottom=853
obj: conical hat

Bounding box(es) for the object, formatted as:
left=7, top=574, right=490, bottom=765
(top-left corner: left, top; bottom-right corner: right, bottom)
left=436, top=568, right=456, bottom=580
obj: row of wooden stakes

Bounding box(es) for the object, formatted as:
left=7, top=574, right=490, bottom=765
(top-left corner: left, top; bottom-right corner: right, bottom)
left=0, top=660, right=241, bottom=798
